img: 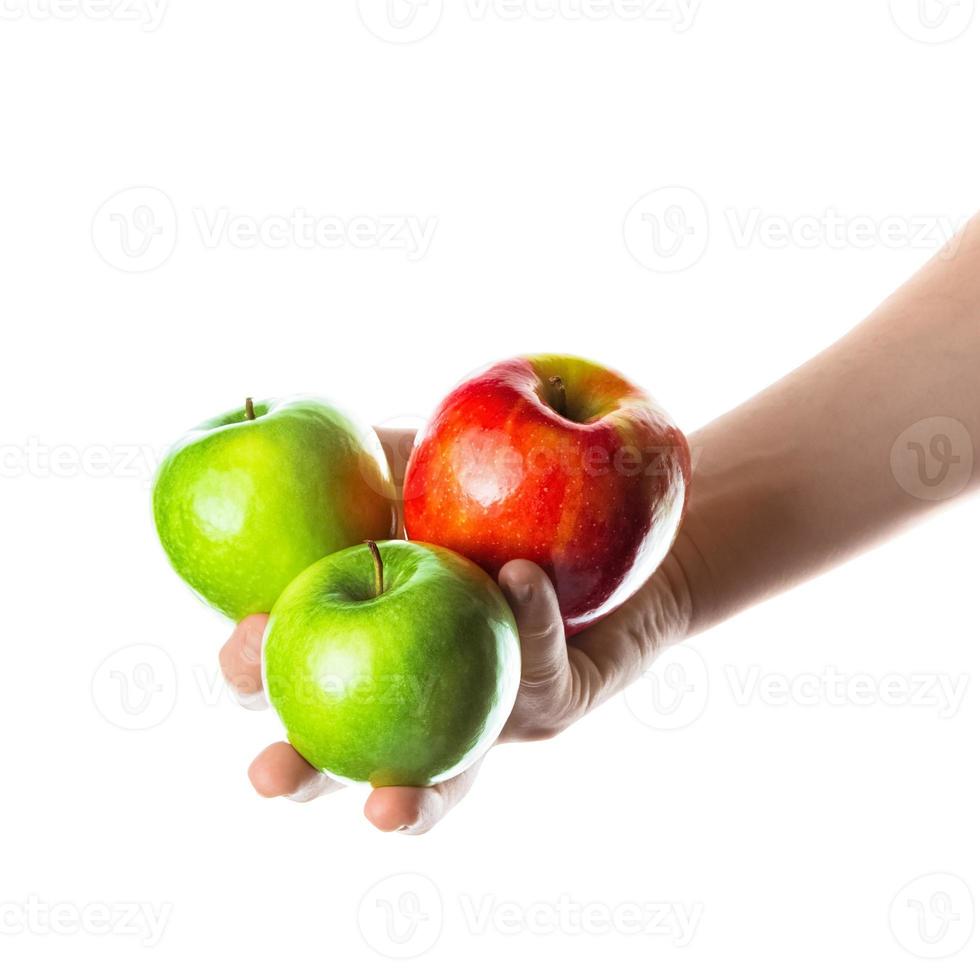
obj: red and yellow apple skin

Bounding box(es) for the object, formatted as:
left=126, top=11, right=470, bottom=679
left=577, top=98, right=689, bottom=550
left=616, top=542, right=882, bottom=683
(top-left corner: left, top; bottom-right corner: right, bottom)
left=403, top=355, right=691, bottom=636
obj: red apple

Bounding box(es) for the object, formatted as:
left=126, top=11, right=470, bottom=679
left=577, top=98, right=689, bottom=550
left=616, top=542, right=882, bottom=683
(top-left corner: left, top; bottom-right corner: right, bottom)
left=403, top=355, right=691, bottom=635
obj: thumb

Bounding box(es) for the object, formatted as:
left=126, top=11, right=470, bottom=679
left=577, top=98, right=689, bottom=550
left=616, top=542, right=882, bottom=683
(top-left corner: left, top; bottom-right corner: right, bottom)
left=498, top=560, right=569, bottom=689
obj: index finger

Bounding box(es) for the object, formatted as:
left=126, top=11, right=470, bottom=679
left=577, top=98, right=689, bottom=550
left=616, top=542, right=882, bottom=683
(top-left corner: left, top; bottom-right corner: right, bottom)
left=219, top=613, right=269, bottom=708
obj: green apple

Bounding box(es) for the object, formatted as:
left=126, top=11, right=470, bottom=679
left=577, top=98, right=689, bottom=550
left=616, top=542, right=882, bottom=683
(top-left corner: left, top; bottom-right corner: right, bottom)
left=263, top=540, right=522, bottom=787
left=153, top=396, right=396, bottom=621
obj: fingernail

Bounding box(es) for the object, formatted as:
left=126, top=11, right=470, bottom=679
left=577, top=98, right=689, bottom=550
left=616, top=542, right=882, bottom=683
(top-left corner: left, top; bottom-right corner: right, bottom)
left=243, top=628, right=262, bottom=663
left=234, top=689, right=269, bottom=712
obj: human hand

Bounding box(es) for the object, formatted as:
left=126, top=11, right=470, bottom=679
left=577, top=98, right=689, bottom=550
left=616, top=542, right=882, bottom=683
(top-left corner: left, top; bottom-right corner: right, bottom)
left=218, top=427, right=693, bottom=833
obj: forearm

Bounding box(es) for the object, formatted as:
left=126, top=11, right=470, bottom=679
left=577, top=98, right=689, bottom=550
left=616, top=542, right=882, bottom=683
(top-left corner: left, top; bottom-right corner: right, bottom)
left=678, top=214, right=980, bottom=637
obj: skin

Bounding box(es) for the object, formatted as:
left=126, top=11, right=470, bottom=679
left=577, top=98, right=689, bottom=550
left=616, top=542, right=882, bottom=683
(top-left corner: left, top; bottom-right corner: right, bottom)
left=219, top=213, right=980, bottom=833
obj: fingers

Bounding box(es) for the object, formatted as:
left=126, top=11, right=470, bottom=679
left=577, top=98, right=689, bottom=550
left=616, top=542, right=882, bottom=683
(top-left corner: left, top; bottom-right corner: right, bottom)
left=374, top=426, right=417, bottom=537
left=248, top=740, right=481, bottom=828
left=219, top=614, right=269, bottom=709
left=224, top=620, right=341, bottom=803
left=226, top=598, right=479, bottom=832
left=248, top=742, right=345, bottom=803
left=374, top=426, right=417, bottom=489
left=498, top=560, right=568, bottom=689
left=363, top=761, right=483, bottom=835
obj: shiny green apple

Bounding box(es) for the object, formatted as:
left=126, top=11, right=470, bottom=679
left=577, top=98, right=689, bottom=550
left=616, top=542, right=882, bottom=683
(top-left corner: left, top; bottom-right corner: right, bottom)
left=263, top=540, right=521, bottom=787
left=153, top=396, right=396, bottom=620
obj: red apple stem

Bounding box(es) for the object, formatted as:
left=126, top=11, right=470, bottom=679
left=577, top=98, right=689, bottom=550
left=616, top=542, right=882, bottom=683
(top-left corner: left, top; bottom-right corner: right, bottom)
left=365, top=540, right=384, bottom=597
left=245, top=397, right=256, bottom=421
left=548, top=375, right=567, bottom=417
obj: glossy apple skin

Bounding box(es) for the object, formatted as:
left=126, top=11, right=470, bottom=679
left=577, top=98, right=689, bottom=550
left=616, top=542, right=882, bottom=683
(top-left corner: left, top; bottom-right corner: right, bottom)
left=403, top=355, right=691, bottom=636
left=263, top=540, right=521, bottom=787
left=153, top=397, right=396, bottom=621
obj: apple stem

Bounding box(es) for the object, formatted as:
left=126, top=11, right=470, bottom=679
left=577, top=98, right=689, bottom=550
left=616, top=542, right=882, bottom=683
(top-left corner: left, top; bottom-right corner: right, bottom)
left=365, top=540, right=384, bottom=597
left=548, top=375, right=567, bottom=417
left=245, top=397, right=256, bottom=421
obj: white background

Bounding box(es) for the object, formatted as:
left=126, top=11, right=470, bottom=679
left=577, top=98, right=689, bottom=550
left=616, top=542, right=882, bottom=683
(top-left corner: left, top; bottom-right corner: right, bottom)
left=2, top=0, right=979, bottom=975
